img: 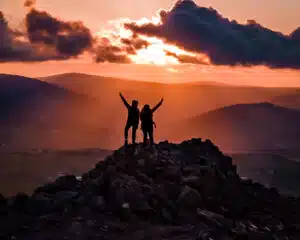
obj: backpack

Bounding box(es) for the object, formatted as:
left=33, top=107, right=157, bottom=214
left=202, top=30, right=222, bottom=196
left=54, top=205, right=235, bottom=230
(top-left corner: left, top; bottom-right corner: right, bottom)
left=140, top=110, right=153, bottom=123
left=140, top=110, right=157, bottom=129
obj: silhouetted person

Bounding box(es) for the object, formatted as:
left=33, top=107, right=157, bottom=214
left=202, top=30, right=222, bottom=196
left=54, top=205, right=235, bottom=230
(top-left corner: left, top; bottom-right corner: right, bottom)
left=119, top=93, right=139, bottom=146
left=140, top=98, right=164, bottom=146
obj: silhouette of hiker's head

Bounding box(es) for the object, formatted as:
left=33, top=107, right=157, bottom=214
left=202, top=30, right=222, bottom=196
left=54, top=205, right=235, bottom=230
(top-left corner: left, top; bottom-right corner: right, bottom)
left=132, top=100, right=138, bottom=108
left=142, top=104, right=151, bottom=112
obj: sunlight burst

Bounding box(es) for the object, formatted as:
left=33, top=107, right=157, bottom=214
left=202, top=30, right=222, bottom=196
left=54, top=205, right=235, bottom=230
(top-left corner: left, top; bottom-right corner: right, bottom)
left=129, top=37, right=199, bottom=65
left=95, top=17, right=210, bottom=66
left=129, top=38, right=179, bottom=65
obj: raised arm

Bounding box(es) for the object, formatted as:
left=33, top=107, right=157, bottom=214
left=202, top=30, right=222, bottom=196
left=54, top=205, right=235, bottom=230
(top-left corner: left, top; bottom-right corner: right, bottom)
left=151, top=98, right=164, bottom=113
left=119, top=93, right=130, bottom=109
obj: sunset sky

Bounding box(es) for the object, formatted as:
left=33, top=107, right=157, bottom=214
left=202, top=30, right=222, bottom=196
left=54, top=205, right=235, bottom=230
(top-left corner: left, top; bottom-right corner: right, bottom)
left=1, top=0, right=300, bottom=87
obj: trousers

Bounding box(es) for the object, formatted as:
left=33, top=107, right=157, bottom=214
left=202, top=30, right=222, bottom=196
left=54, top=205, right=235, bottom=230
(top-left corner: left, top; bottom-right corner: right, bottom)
left=142, top=125, right=154, bottom=146
left=124, top=123, right=138, bottom=144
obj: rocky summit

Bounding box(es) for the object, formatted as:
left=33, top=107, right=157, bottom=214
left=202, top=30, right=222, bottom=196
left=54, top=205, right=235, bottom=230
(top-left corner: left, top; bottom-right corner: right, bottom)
left=1, top=139, right=300, bottom=239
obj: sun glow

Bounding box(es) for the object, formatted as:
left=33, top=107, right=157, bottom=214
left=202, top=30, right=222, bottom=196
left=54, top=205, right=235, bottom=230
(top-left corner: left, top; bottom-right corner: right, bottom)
left=95, top=18, right=133, bottom=43
left=130, top=39, right=169, bottom=65
left=129, top=37, right=180, bottom=65
left=95, top=17, right=210, bottom=66
left=129, top=36, right=210, bottom=66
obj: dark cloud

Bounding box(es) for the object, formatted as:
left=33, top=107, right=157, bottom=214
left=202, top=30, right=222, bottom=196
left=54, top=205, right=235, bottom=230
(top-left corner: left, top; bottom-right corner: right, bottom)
left=125, top=0, right=300, bottom=69
left=93, top=38, right=131, bottom=63
left=0, top=9, right=93, bottom=62
left=94, top=46, right=131, bottom=63
left=165, top=51, right=209, bottom=65
left=121, top=34, right=149, bottom=54
left=1, top=7, right=145, bottom=64
left=26, top=9, right=93, bottom=57
left=93, top=34, right=151, bottom=63
left=0, top=11, right=64, bottom=62
left=291, top=28, right=300, bottom=42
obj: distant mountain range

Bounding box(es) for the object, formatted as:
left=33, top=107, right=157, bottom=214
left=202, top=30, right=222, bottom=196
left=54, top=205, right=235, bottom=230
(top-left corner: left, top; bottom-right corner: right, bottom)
left=1, top=73, right=300, bottom=198
left=1, top=72, right=300, bottom=151
left=41, top=73, right=298, bottom=118
left=0, top=74, right=84, bottom=122
left=175, top=102, right=300, bottom=151
left=0, top=74, right=111, bottom=150
left=40, top=73, right=300, bottom=143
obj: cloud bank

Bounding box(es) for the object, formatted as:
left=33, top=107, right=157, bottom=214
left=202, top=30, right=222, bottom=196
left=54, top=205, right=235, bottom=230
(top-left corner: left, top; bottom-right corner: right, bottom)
left=26, top=9, right=93, bottom=57
left=125, top=0, right=300, bottom=69
left=0, top=11, right=66, bottom=62
left=1, top=0, right=300, bottom=69
left=0, top=5, right=150, bottom=64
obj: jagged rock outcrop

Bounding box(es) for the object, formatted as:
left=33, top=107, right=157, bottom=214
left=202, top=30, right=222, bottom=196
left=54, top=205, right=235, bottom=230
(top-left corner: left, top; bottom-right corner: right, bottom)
left=1, top=139, right=300, bottom=239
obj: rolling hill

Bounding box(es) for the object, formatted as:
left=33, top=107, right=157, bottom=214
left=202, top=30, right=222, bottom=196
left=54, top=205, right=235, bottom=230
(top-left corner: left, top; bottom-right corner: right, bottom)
left=40, top=73, right=300, bottom=144
left=0, top=74, right=112, bottom=150
left=4, top=73, right=300, bottom=150
left=0, top=74, right=75, bottom=121
left=174, top=102, right=300, bottom=152
left=40, top=72, right=297, bottom=119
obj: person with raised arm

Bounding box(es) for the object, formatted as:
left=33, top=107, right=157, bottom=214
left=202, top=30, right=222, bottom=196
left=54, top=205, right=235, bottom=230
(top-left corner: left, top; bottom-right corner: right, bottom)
left=140, top=98, right=164, bottom=146
left=119, top=93, right=140, bottom=146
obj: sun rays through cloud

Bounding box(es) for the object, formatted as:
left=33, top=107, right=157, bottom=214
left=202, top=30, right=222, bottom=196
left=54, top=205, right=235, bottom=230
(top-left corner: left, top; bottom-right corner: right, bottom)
left=129, top=36, right=210, bottom=66
left=95, top=16, right=211, bottom=66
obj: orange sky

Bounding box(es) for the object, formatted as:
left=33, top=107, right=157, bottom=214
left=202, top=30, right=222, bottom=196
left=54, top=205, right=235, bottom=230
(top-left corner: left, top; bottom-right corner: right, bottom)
left=1, top=0, right=300, bottom=87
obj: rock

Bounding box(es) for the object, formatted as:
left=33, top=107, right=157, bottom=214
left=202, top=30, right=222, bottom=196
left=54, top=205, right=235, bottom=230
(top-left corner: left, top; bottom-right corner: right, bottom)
left=122, top=202, right=130, bottom=209
left=76, top=176, right=82, bottom=181
left=90, top=195, right=106, bottom=211
left=134, top=171, right=153, bottom=184
left=50, top=190, right=79, bottom=212
left=161, top=208, right=173, bottom=222
left=164, top=166, right=182, bottom=182
left=196, top=156, right=209, bottom=165
left=164, top=182, right=181, bottom=201
left=182, top=176, right=202, bottom=190
left=9, top=193, right=29, bottom=211
left=56, top=175, right=78, bottom=188
left=2, top=139, right=300, bottom=239
left=109, top=174, right=145, bottom=208
left=132, top=200, right=153, bottom=216
left=30, top=193, right=52, bottom=212
left=35, top=175, right=78, bottom=194
left=197, top=209, right=232, bottom=228
left=137, top=158, right=145, bottom=166
left=119, top=202, right=135, bottom=221
left=177, top=185, right=202, bottom=210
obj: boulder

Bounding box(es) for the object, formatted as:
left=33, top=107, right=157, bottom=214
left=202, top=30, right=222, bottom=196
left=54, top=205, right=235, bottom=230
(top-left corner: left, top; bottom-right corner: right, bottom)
left=177, top=185, right=202, bottom=210
left=35, top=175, right=78, bottom=194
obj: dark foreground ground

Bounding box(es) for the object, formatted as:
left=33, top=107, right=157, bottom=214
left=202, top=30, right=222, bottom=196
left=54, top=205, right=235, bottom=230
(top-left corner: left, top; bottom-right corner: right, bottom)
left=1, top=139, right=300, bottom=239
